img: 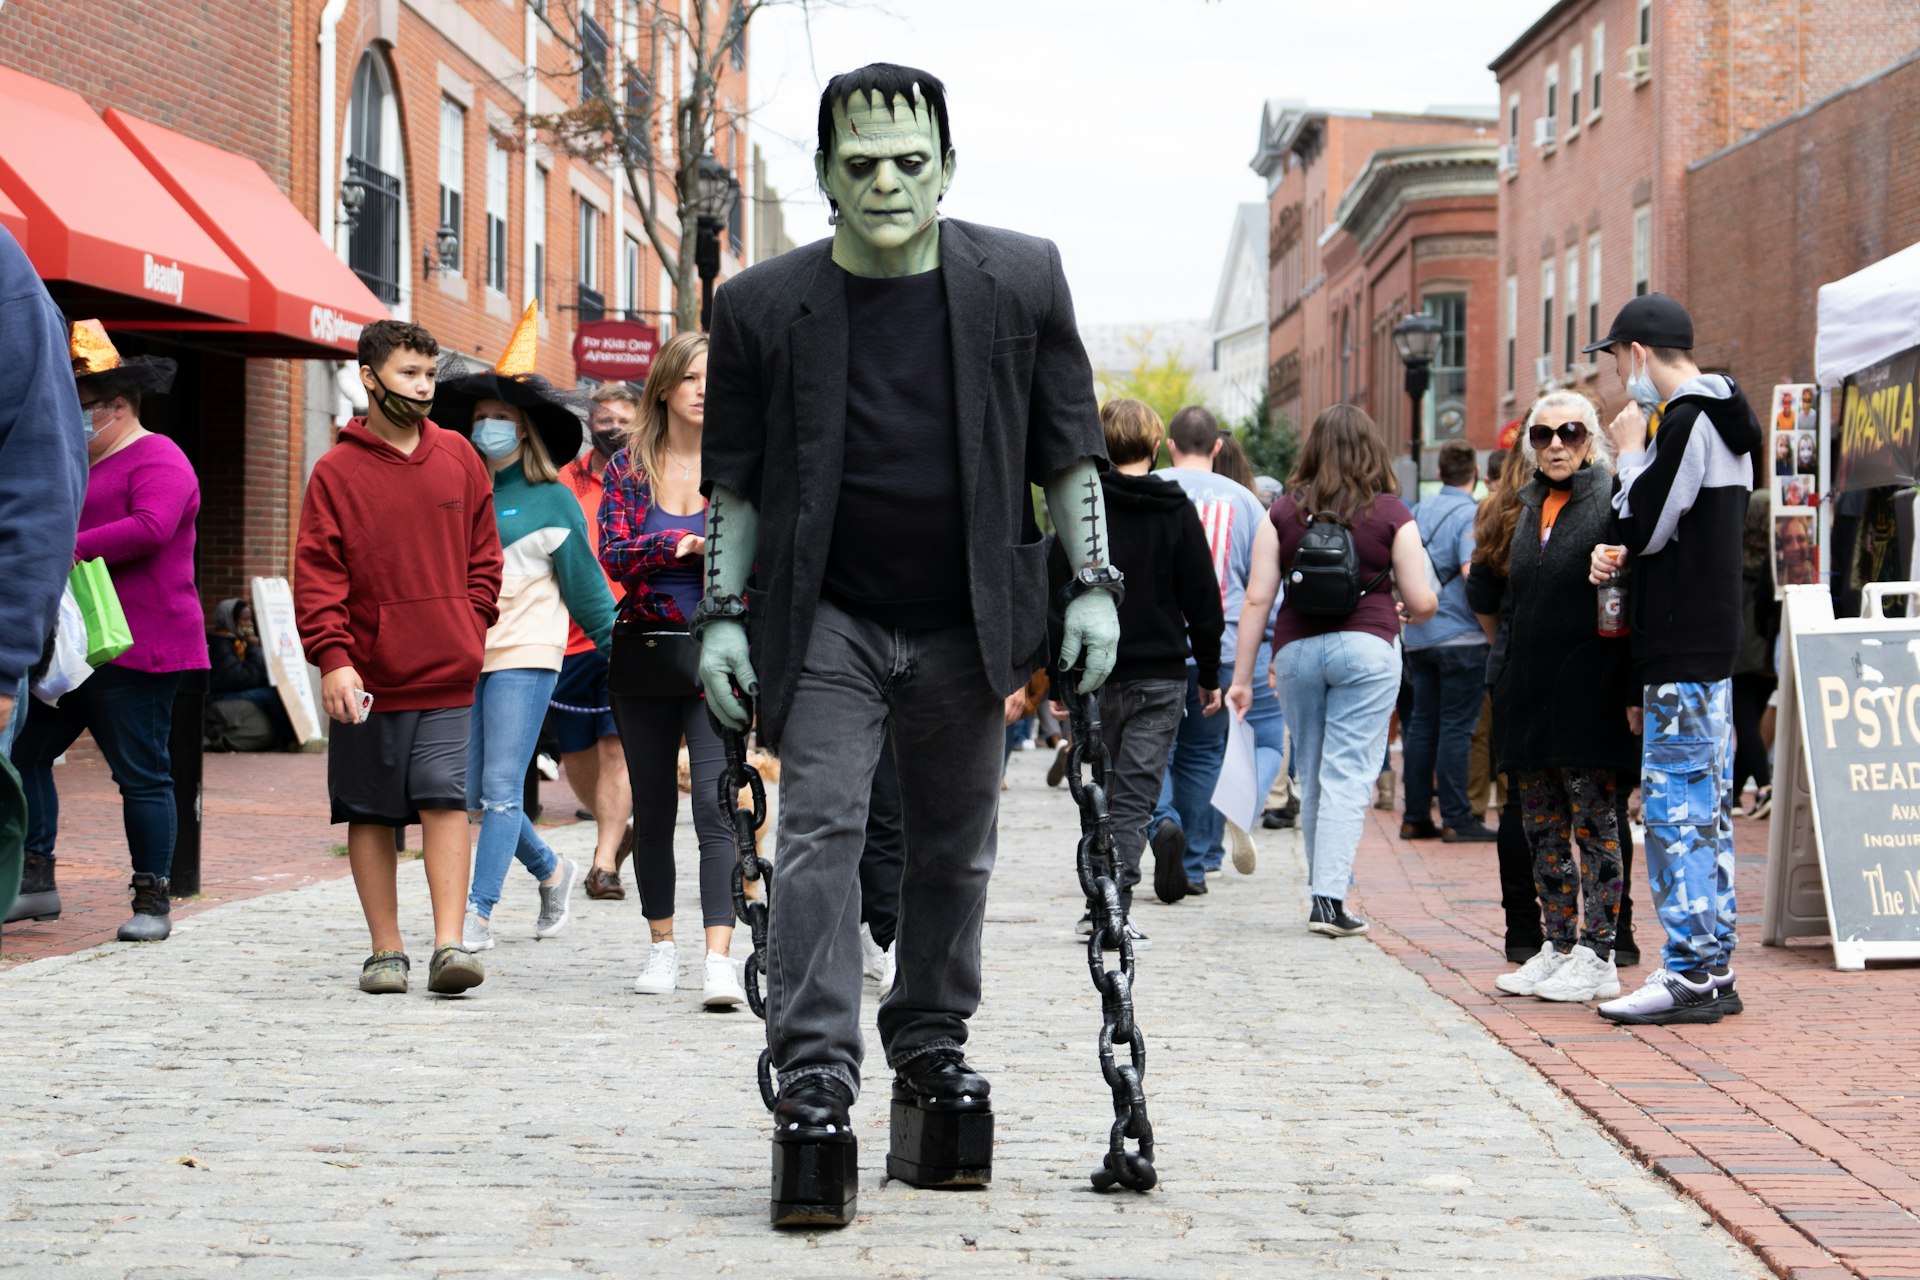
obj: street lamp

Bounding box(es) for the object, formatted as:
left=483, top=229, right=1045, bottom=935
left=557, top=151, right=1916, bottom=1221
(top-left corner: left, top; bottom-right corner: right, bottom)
left=687, top=151, right=740, bottom=329
left=422, top=222, right=460, bottom=280
left=1392, top=311, right=1444, bottom=488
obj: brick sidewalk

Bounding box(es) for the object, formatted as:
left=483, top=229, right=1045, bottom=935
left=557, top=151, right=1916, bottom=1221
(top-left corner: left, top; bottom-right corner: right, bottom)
left=1354, top=803, right=1920, bottom=1280
left=1, top=751, right=588, bottom=968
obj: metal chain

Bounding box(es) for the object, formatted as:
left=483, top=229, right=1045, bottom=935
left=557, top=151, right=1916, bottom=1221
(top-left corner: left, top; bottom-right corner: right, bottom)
left=714, top=705, right=778, bottom=1112
left=1060, top=682, right=1158, bottom=1193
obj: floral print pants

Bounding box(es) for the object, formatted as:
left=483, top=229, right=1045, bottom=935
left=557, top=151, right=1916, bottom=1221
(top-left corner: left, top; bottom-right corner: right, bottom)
left=1513, top=767, right=1624, bottom=954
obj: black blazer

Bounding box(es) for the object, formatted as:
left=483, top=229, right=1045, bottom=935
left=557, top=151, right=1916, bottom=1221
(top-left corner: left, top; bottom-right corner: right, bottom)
left=1490, top=465, right=1641, bottom=776
left=701, top=220, right=1106, bottom=747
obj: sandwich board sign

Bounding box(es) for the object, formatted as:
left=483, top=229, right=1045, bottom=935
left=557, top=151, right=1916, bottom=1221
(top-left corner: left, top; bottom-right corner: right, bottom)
left=250, top=576, right=322, bottom=746
left=1764, top=582, right=1920, bottom=968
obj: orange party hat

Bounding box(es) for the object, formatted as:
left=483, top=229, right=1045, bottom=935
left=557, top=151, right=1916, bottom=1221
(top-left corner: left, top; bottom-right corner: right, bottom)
left=70, top=319, right=123, bottom=376
left=495, top=302, right=539, bottom=377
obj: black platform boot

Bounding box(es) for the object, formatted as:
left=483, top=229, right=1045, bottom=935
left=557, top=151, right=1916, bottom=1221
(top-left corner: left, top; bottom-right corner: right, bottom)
left=5, top=852, right=61, bottom=923
left=887, top=1050, right=993, bottom=1188
left=770, top=1075, right=858, bottom=1228
left=116, top=873, right=171, bottom=942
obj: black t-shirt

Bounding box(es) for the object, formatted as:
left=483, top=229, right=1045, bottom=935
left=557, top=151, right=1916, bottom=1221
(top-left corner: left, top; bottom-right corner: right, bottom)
left=823, top=266, right=971, bottom=630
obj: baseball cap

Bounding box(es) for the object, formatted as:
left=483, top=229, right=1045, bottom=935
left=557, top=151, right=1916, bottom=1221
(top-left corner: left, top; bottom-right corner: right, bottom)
left=1582, top=292, right=1694, bottom=354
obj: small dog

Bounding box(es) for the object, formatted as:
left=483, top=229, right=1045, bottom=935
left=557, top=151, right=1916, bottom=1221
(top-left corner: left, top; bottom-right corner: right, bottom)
left=677, top=744, right=781, bottom=858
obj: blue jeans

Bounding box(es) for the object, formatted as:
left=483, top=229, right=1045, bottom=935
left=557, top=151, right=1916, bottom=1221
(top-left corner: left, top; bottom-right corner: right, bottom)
left=11, top=663, right=184, bottom=878
left=1, top=675, right=26, bottom=757
left=1153, top=663, right=1232, bottom=879
left=1275, top=632, right=1401, bottom=900
left=1403, top=642, right=1491, bottom=828
left=466, top=668, right=560, bottom=919
left=1245, top=642, right=1287, bottom=807
left=1641, top=679, right=1737, bottom=972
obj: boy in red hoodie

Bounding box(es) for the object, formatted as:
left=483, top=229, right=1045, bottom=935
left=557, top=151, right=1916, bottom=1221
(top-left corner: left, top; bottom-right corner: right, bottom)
left=296, top=320, right=503, bottom=996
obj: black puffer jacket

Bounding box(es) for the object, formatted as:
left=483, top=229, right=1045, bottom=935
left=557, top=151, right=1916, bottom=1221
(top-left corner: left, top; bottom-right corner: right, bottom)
left=1490, top=465, right=1641, bottom=775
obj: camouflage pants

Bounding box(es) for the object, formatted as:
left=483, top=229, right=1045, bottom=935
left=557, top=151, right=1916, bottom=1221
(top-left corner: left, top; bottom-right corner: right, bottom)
left=1641, top=680, right=1738, bottom=972
left=1514, top=768, right=1623, bottom=953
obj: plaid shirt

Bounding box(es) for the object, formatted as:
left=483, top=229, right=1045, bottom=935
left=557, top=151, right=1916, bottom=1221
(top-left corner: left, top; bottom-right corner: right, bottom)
left=596, top=449, right=705, bottom=627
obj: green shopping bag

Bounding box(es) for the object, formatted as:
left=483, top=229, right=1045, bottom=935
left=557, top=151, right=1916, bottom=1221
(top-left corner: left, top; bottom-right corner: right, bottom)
left=70, top=558, right=134, bottom=667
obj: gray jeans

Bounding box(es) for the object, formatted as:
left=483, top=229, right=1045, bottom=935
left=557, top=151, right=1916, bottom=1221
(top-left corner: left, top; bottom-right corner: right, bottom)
left=1096, top=677, right=1186, bottom=910
left=767, top=600, right=1005, bottom=1098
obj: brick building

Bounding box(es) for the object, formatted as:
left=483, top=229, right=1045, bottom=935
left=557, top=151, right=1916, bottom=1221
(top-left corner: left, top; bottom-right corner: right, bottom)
left=1321, top=143, right=1502, bottom=469
left=1250, top=102, right=1498, bottom=452
left=1491, top=0, right=1920, bottom=418
left=0, top=0, right=751, bottom=609
left=1686, top=49, right=1920, bottom=386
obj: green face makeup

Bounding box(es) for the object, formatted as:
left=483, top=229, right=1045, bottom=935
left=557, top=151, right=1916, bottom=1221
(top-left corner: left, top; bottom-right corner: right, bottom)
left=817, top=90, right=954, bottom=277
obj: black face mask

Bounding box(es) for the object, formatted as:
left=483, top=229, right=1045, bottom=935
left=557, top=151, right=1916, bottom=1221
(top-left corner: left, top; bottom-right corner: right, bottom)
left=590, top=429, right=623, bottom=460
left=365, top=368, right=434, bottom=429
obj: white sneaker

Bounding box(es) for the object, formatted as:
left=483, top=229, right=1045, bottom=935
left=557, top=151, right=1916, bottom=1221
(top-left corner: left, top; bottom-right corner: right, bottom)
left=632, top=940, right=677, bottom=995
left=878, top=942, right=896, bottom=993
left=859, top=922, right=886, bottom=981
left=535, top=752, right=559, bottom=781
left=1530, top=944, right=1621, bottom=1002
left=462, top=911, right=496, bottom=952
left=1494, top=943, right=1565, bottom=995
left=702, top=950, right=746, bottom=1008
left=1227, top=820, right=1257, bottom=875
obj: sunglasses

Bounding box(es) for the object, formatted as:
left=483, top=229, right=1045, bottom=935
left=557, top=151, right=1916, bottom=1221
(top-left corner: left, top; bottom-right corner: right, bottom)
left=1528, top=422, right=1589, bottom=449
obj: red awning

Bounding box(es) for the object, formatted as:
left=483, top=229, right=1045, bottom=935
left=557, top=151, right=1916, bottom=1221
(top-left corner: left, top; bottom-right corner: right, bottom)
left=0, top=65, right=250, bottom=321
left=106, top=109, right=388, bottom=359
left=0, top=186, right=26, bottom=253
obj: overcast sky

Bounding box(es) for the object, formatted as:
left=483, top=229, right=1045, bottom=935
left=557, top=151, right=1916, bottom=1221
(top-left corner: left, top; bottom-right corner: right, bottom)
left=743, top=0, right=1550, bottom=328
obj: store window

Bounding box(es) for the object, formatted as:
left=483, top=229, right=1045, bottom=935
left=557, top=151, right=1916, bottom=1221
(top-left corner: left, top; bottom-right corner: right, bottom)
left=345, top=51, right=404, bottom=306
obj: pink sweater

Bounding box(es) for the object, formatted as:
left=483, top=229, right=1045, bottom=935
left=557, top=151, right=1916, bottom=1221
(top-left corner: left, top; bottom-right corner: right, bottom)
left=74, top=433, right=210, bottom=674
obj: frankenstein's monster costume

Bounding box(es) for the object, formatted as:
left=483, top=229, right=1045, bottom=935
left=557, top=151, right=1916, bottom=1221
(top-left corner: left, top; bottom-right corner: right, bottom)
left=695, top=64, right=1121, bottom=1226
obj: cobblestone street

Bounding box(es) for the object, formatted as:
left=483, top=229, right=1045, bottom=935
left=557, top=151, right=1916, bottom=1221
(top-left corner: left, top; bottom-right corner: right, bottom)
left=0, top=750, right=1771, bottom=1278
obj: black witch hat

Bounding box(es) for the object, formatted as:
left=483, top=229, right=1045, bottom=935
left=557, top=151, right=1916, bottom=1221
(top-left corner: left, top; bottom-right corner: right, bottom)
left=71, top=319, right=176, bottom=401
left=433, top=302, right=586, bottom=470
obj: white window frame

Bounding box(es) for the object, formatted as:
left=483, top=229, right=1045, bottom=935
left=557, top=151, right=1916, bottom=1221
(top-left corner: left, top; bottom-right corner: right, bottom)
left=1587, top=233, right=1603, bottom=350
left=580, top=199, right=602, bottom=293
left=1545, top=63, right=1559, bottom=129
left=1591, top=24, right=1605, bottom=116
left=1504, top=273, right=1518, bottom=395
left=1541, top=259, right=1556, bottom=366
left=485, top=134, right=509, bottom=295
left=437, top=97, right=465, bottom=270
left=532, top=165, right=549, bottom=311
left=1569, top=46, right=1583, bottom=128
left=622, top=234, right=641, bottom=314
left=1632, top=206, right=1651, bottom=297
left=1637, top=0, right=1652, bottom=49
left=1564, top=248, right=1580, bottom=372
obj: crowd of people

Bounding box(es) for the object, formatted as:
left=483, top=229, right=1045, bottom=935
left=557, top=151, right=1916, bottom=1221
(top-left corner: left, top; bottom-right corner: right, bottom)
left=0, top=207, right=1767, bottom=1031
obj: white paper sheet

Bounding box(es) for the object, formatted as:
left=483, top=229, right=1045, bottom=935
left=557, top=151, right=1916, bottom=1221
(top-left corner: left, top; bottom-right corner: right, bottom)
left=1209, top=707, right=1261, bottom=833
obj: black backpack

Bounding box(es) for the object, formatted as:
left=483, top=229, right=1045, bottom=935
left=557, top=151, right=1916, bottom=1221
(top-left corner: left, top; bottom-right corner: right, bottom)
left=1287, top=510, right=1391, bottom=618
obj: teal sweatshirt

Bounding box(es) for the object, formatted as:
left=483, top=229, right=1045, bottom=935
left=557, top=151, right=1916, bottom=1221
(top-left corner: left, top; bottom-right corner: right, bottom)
left=483, top=463, right=616, bottom=672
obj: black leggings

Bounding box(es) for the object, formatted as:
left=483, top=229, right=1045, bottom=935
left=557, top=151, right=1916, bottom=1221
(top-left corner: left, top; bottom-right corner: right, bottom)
left=1731, top=671, right=1775, bottom=793
left=611, top=693, right=733, bottom=928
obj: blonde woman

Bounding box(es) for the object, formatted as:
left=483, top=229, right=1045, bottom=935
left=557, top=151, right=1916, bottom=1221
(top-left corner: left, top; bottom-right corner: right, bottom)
left=436, top=347, right=614, bottom=951
left=598, top=332, right=746, bottom=1008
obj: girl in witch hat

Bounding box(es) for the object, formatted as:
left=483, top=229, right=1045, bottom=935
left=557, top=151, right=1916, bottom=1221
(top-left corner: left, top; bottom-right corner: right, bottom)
left=10, top=322, right=210, bottom=942
left=434, top=304, right=616, bottom=949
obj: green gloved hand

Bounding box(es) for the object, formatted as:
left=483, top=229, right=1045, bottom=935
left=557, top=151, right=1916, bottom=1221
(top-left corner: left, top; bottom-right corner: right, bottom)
left=698, top=619, right=757, bottom=731
left=1059, top=591, right=1120, bottom=693
left=698, top=484, right=761, bottom=732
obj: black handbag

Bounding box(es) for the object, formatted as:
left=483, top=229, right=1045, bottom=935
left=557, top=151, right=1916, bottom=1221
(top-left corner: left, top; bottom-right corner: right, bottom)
left=609, top=622, right=702, bottom=698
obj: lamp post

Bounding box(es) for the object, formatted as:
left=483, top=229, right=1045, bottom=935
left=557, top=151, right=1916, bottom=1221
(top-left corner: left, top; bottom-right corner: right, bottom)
left=687, top=151, right=740, bottom=330
left=1392, top=311, right=1444, bottom=491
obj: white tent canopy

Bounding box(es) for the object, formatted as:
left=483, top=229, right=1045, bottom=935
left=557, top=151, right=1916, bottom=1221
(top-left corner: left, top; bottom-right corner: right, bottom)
left=1815, top=239, right=1920, bottom=386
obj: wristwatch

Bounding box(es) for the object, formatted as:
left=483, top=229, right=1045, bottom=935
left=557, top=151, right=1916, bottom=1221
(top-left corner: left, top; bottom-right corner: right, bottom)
left=1062, top=563, right=1126, bottom=607
left=690, top=592, right=748, bottom=640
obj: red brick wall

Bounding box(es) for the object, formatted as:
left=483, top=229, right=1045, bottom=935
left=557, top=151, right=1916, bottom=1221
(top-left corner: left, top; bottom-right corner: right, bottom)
left=1686, top=51, right=1920, bottom=386
left=1495, top=0, right=1920, bottom=419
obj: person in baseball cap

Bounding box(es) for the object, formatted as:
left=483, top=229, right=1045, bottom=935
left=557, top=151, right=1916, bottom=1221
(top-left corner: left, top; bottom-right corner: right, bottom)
left=1581, top=290, right=1762, bottom=1029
